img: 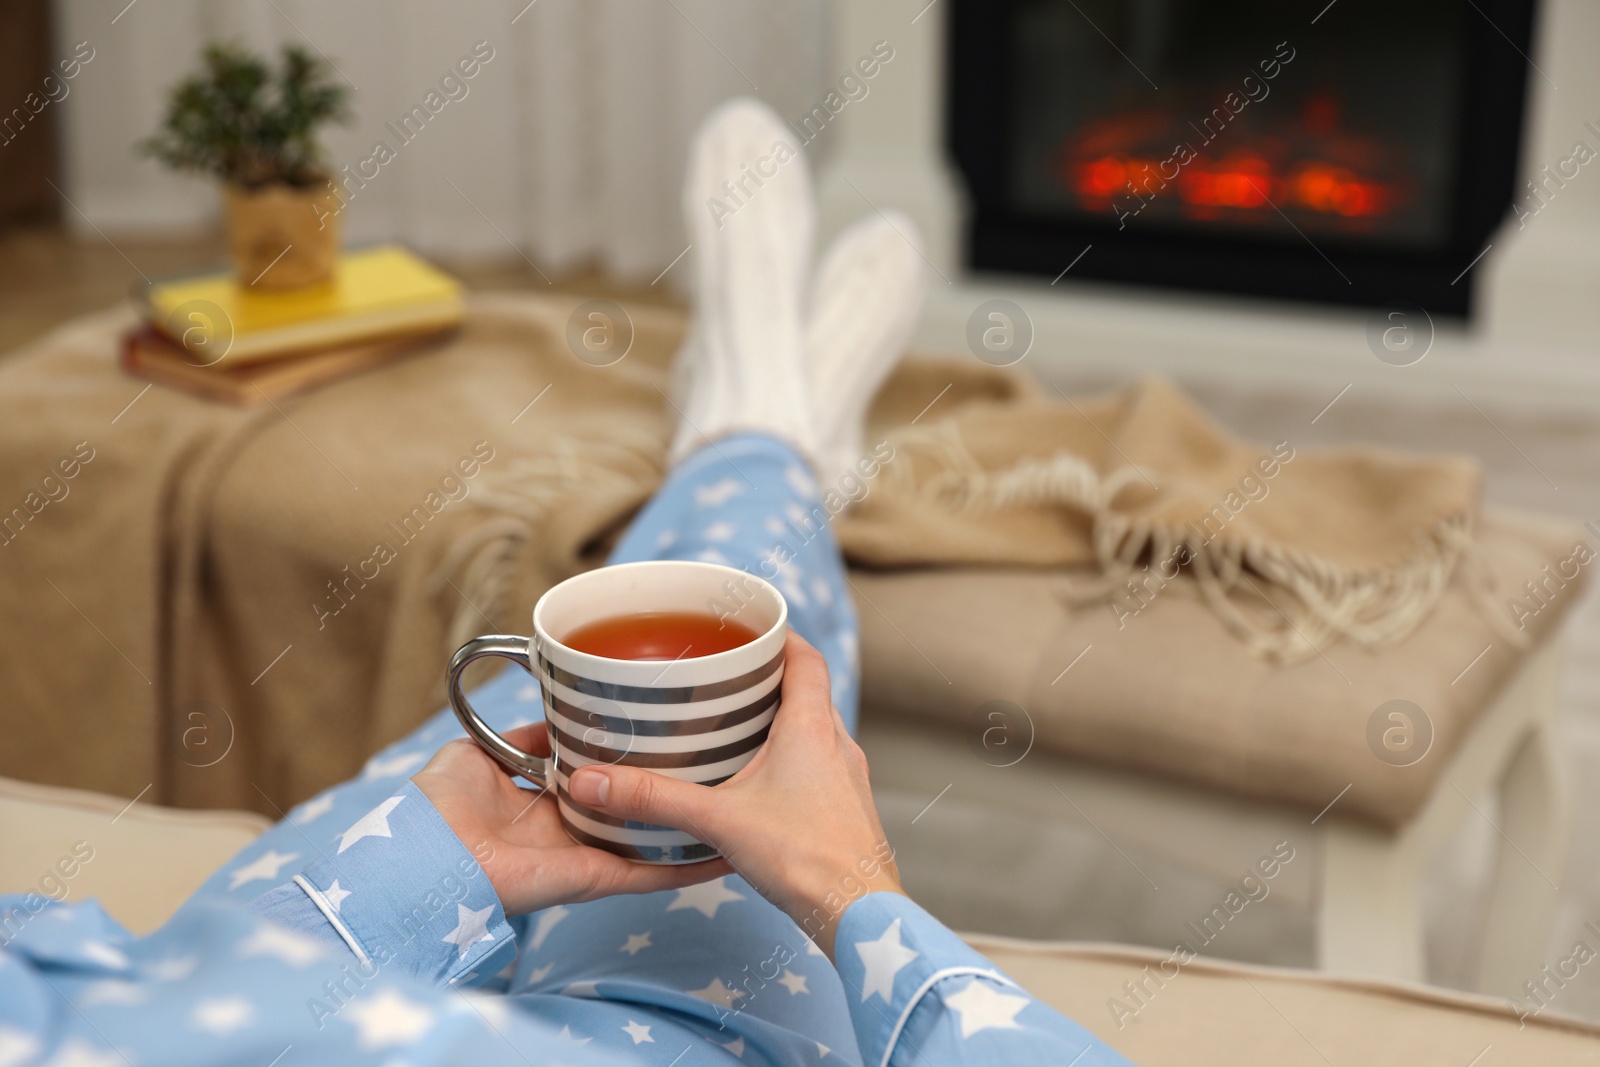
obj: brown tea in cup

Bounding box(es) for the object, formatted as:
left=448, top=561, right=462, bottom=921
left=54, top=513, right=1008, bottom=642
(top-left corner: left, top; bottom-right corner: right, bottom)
left=562, top=611, right=761, bottom=661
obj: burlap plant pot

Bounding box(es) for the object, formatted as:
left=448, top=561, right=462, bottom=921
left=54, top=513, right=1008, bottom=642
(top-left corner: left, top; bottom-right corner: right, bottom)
left=223, top=181, right=341, bottom=289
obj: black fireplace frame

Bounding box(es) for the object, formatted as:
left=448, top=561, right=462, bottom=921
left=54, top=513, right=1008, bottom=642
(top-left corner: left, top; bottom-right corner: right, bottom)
left=946, top=0, right=1539, bottom=316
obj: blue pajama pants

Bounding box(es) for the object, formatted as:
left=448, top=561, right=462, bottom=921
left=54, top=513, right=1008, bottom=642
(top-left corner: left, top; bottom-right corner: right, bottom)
left=186, top=434, right=868, bottom=1063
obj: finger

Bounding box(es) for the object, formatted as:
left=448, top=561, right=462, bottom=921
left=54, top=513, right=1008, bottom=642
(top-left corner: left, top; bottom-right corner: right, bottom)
left=593, top=855, right=735, bottom=900
left=567, top=764, right=720, bottom=837
left=777, top=630, right=833, bottom=725
left=500, top=721, right=551, bottom=758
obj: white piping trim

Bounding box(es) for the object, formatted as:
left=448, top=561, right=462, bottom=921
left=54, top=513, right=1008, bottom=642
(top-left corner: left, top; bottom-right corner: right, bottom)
left=293, top=874, right=370, bottom=965
left=876, top=966, right=1020, bottom=1067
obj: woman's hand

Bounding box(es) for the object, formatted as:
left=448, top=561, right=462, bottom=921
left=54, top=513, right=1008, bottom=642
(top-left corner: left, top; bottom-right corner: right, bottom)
left=565, top=630, right=903, bottom=958
left=413, top=723, right=731, bottom=916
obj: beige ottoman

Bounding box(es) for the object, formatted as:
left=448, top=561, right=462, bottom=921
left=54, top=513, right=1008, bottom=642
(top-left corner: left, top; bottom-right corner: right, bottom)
left=854, top=508, right=1585, bottom=996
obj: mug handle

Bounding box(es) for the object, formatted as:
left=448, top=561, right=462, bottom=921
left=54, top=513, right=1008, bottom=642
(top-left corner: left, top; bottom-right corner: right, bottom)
left=447, top=634, right=549, bottom=788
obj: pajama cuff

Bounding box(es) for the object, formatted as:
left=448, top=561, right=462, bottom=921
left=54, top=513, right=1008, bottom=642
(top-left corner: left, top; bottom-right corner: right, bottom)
left=293, top=781, right=516, bottom=986
left=835, top=892, right=1026, bottom=1067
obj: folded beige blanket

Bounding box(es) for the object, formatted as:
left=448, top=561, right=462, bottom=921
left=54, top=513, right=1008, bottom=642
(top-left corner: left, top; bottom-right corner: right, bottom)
left=844, top=367, right=1497, bottom=661
left=0, top=294, right=1493, bottom=810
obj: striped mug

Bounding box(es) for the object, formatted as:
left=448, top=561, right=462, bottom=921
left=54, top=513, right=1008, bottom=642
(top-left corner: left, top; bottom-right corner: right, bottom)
left=446, top=560, right=787, bottom=864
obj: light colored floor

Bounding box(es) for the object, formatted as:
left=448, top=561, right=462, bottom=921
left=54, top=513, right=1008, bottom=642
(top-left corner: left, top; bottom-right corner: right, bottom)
left=5, top=227, right=1597, bottom=1020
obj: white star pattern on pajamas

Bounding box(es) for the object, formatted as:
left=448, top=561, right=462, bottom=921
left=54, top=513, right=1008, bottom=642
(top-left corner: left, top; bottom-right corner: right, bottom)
left=697, top=547, right=732, bottom=565
left=855, top=918, right=919, bottom=1004
left=450, top=990, right=509, bottom=1028
left=842, top=631, right=859, bottom=669
left=778, top=572, right=810, bottom=608
left=695, top=478, right=746, bottom=507
left=38, top=1040, right=121, bottom=1067
left=656, top=529, right=678, bottom=548
left=79, top=941, right=129, bottom=969
left=777, top=969, right=810, bottom=995
left=143, top=954, right=197, bottom=981
left=337, top=796, right=404, bottom=853
left=666, top=877, right=745, bottom=919
left=0, top=430, right=1139, bottom=1067
left=360, top=751, right=427, bottom=780
left=441, top=904, right=496, bottom=959
left=290, top=793, right=334, bottom=824
left=784, top=464, right=817, bottom=497
left=528, top=905, right=570, bottom=950
left=943, top=979, right=1032, bottom=1038
left=687, top=977, right=745, bottom=1010
left=557, top=1024, right=591, bottom=1045
left=344, top=989, right=436, bottom=1049
left=321, top=880, right=351, bottom=913
left=237, top=925, right=326, bottom=966
left=77, top=980, right=146, bottom=1007
left=227, top=849, right=299, bottom=889
left=0, top=1027, right=37, bottom=1067
left=191, top=996, right=254, bottom=1034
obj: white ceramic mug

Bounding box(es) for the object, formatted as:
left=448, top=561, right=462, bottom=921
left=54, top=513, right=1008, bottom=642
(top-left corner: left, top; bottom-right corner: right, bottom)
left=447, top=560, right=787, bottom=864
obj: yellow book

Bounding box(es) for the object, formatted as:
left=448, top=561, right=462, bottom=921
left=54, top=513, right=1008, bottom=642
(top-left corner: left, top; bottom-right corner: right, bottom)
left=141, top=245, right=464, bottom=366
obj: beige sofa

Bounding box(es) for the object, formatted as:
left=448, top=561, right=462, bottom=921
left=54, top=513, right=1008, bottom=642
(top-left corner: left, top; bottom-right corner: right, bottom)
left=4, top=775, right=1596, bottom=1064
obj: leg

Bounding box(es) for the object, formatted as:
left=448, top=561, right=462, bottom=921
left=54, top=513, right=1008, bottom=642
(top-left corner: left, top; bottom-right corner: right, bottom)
left=610, top=433, right=859, bottom=731
left=1315, top=819, right=1425, bottom=981
left=507, top=434, right=864, bottom=1058
left=1475, top=716, right=1569, bottom=997
left=189, top=94, right=918, bottom=1061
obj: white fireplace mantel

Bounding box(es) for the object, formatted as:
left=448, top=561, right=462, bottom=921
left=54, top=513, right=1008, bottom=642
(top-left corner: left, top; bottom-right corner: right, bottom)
left=817, top=0, right=1600, bottom=416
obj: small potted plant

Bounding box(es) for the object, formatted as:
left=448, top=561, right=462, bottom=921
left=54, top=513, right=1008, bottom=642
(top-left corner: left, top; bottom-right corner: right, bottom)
left=143, top=43, right=350, bottom=290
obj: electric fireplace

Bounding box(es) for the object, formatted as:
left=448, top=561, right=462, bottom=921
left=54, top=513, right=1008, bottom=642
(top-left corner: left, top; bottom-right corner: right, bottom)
left=948, top=0, right=1539, bottom=314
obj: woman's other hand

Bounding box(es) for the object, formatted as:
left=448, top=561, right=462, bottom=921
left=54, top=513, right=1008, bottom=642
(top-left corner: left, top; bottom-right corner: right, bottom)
left=414, top=723, right=731, bottom=916
left=565, top=630, right=903, bottom=958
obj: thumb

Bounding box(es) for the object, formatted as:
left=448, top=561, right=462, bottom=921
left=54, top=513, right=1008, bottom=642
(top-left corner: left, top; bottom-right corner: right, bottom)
left=568, top=764, right=719, bottom=837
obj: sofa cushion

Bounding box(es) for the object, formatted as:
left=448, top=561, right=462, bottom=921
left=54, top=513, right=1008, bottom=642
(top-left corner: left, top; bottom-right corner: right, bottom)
left=852, top=509, right=1587, bottom=828
left=0, top=775, right=269, bottom=935
left=965, top=933, right=1600, bottom=1064
left=4, top=776, right=1595, bottom=1061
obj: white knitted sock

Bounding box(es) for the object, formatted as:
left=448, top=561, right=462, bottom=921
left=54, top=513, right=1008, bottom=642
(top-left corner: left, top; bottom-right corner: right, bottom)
left=805, top=211, right=926, bottom=486
left=668, top=98, right=817, bottom=467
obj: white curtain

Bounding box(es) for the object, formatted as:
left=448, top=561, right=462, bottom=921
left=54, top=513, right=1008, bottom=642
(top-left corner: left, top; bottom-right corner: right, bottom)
left=53, top=0, right=830, bottom=281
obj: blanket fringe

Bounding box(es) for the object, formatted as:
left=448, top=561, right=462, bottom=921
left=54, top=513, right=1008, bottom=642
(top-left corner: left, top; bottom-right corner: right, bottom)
left=883, top=425, right=1521, bottom=664
left=430, top=430, right=663, bottom=655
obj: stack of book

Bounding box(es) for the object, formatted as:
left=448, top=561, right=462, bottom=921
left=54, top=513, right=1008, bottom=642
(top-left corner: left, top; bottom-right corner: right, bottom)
left=123, top=245, right=465, bottom=404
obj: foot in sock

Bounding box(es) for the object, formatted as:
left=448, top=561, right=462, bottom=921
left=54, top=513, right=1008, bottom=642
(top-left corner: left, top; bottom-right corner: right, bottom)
left=804, top=211, right=925, bottom=487
left=668, top=98, right=817, bottom=467
left=668, top=98, right=926, bottom=492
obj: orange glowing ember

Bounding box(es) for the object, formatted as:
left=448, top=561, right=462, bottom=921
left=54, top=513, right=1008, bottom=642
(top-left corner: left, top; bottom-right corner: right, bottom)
left=1289, top=163, right=1389, bottom=217
left=1059, top=104, right=1404, bottom=224
left=1179, top=155, right=1273, bottom=208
